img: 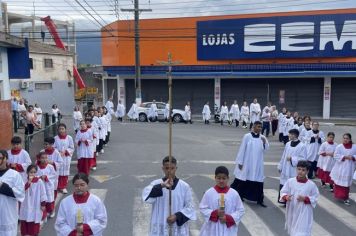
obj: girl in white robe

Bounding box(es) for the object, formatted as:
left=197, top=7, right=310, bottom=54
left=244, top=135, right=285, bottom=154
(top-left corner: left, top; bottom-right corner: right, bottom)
left=199, top=166, right=244, bottom=236
left=240, top=101, right=249, bottom=129
left=54, top=123, right=74, bottom=194
left=280, top=160, right=319, bottom=236
left=142, top=156, right=196, bottom=236
left=305, top=122, right=325, bottom=179
left=0, top=150, right=25, bottom=236
left=115, top=101, right=126, bottom=122
left=55, top=173, right=107, bottom=236
left=229, top=101, right=240, bottom=127
left=317, top=132, right=337, bottom=191
left=330, top=133, right=356, bottom=205
left=127, top=102, right=139, bottom=121
left=85, top=119, right=98, bottom=171
left=220, top=102, right=230, bottom=126
left=278, top=129, right=307, bottom=203
left=75, top=120, right=94, bottom=176
left=202, top=102, right=211, bottom=124
left=20, top=165, right=47, bottom=236
left=7, top=136, right=32, bottom=182
left=36, top=152, right=57, bottom=219
left=73, top=106, right=83, bottom=133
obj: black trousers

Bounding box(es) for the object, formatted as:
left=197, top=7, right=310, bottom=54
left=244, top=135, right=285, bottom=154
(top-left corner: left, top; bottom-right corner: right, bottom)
left=105, top=132, right=111, bottom=143
left=262, top=121, right=270, bottom=137
left=96, top=139, right=104, bottom=152
left=283, top=135, right=289, bottom=145
left=231, top=178, right=264, bottom=204
left=308, top=161, right=318, bottom=178
left=25, top=124, right=34, bottom=135
left=279, top=133, right=284, bottom=142
left=272, top=120, right=278, bottom=136
left=242, top=121, right=247, bottom=127
left=234, top=119, right=239, bottom=127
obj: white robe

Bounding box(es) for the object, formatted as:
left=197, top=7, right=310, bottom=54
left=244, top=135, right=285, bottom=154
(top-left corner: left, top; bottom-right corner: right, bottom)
left=148, top=104, right=158, bottom=118
left=41, top=148, right=63, bottom=189
left=234, top=133, right=269, bottom=182
left=305, top=130, right=325, bottom=162
left=220, top=106, right=229, bottom=121
left=36, top=164, right=57, bottom=203
left=127, top=104, right=139, bottom=120
left=278, top=113, right=286, bottom=133
left=34, top=107, right=43, bottom=124
left=54, top=135, right=75, bottom=176
left=115, top=103, right=126, bottom=118
left=280, top=177, right=319, bottom=236
left=249, top=103, right=261, bottom=123
left=73, top=111, right=83, bottom=131
left=55, top=193, right=108, bottom=236
left=164, top=104, right=170, bottom=119
left=75, top=129, right=94, bottom=159
left=317, top=142, right=337, bottom=172
left=202, top=104, right=211, bottom=121
left=282, top=117, right=295, bottom=136
left=278, top=141, right=307, bottom=185
left=0, top=169, right=25, bottom=236
left=93, top=116, right=103, bottom=140
left=7, top=149, right=32, bottom=182
left=330, top=144, right=356, bottom=187
left=229, top=104, right=240, bottom=120
left=105, top=100, right=114, bottom=115
left=199, top=187, right=245, bottom=236
left=240, top=106, right=249, bottom=123
left=299, top=128, right=311, bottom=144
left=19, top=178, right=47, bottom=223
left=184, top=105, right=192, bottom=121
left=99, top=116, right=108, bottom=138
left=105, top=113, right=112, bottom=133
left=91, top=121, right=100, bottom=146
left=142, top=178, right=197, bottom=236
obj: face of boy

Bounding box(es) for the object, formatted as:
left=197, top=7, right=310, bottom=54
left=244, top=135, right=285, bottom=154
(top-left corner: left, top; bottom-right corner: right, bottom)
left=215, top=173, right=229, bottom=188
left=80, top=122, right=87, bottom=130
left=297, top=166, right=308, bottom=178
left=74, top=179, right=88, bottom=195
left=28, top=168, right=37, bottom=177
left=312, top=123, right=319, bottom=130
left=39, top=155, right=48, bottom=164
left=253, top=124, right=262, bottom=133
left=58, top=126, right=66, bottom=135
left=288, top=133, right=296, bottom=141
left=12, top=143, right=21, bottom=150
left=162, top=162, right=177, bottom=178
left=327, top=135, right=334, bottom=142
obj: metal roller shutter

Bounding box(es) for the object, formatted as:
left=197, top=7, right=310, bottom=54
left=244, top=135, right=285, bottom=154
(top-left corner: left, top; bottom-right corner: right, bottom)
left=330, top=78, right=356, bottom=118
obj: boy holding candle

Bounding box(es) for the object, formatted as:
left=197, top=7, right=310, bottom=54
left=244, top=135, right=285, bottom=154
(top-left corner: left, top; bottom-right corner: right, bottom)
left=199, top=166, right=245, bottom=236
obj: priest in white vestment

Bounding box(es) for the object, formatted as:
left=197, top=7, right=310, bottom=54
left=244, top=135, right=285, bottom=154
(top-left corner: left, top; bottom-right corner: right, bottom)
left=202, top=101, right=211, bottom=124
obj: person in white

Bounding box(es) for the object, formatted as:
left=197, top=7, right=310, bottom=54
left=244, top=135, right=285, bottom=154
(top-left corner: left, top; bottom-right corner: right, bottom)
left=19, top=164, right=47, bottom=236
left=231, top=121, right=269, bottom=207
left=0, top=150, right=25, bottom=236
left=282, top=110, right=295, bottom=145
left=293, top=117, right=304, bottom=132
left=229, top=100, right=240, bottom=127
left=164, top=102, right=170, bottom=122
left=220, top=102, right=230, bottom=126
left=277, top=129, right=307, bottom=204
left=261, top=106, right=271, bottom=137
left=103, top=107, right=112, bottom=145
left=127, top=102, right=139, bottom=122
left=184, top=101, right=192, bottom=124
left=240, top=101, right=249, bottom=129
left=305, top=121, right=325, bottom=179
left=299, top=121, right=312, bottom=144
left=51, top=104, right=61, bottom=123
left=317, top=132, right=337, bottom=191
left=55, top=173, right=107, bottom=236
left=199, top=166, right=244, bottom=236
left=7, top=136, right=32, bottom=182
left=202, top=101, right=211, bottom=125
left=249, top=98, right=261, bottom=129
left=115, top=100, right=126, bottom=122
left=330, top=133, right=356, bottom=205
left=271, top=105, right=279, bottom=136
left=142, top=156, right=196, bottom=236
left=34, top=103, right=43, bottom=127
left=148, top=100, right=159, bottom=122
left=280, top=160, right=319, bottom=236
left=105, top=97, right=115, bottom=115
left=75, top=120, right=94, bottom=175
left=98, top=107, right=108, bottom=152
left=278, top=107, right=287, bottom=142
left=73, top=106, right=83, bottom=133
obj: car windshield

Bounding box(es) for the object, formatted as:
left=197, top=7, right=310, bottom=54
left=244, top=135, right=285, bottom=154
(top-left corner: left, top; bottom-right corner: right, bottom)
left=156, top=103, right=165, bottom=109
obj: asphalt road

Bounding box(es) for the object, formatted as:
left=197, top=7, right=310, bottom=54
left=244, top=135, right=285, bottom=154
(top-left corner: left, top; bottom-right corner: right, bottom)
left=40, top=120, right=356, bottom=236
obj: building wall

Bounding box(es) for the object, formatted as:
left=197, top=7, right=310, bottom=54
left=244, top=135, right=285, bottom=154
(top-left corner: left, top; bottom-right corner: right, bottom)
left=0, top=100, right=12, bottom=149
left=0, top=47, right=10, bottom=100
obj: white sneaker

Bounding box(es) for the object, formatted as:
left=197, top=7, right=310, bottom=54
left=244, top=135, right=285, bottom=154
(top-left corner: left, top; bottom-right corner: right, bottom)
left=344, top=200, right=351, bottom=206
left=49, top=212, right=56, bottom=218
left=96, top=152, right=99, bottom=156
left=62, top=188, right=68, bottom=194
left=101, top=149, right=104, bottom=154
left=104, top=144, right=108, bottom=147
left=91, top=167, right=97, bottom=171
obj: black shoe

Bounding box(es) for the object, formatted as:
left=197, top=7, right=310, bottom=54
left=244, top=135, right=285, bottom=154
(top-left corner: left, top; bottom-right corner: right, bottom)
left=258, top=202, right=267, bottom=208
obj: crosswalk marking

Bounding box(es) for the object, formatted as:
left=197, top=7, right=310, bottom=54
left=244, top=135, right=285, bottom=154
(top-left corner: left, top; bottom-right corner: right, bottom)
left=263, top=189, right=333, bottom=236
left=91, top=174, right=121, bottom=183
left=241, top=203, right=276, bottom=236
left=133, top=190, right=151, bottom=236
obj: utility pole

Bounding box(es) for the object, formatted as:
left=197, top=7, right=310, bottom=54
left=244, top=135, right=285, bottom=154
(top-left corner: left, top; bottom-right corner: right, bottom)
left=121, top=0, right=152, bottom=105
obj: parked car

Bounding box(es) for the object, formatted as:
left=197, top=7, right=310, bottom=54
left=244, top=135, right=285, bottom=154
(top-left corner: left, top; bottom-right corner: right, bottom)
left=137, top=102, right=185, bottom=123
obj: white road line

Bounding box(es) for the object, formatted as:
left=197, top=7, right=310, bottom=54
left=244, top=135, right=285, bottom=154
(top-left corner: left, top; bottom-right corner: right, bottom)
left=317, top=194, right=356, bottom=231
left=133, top=190, right=151, bottom=236
left=241, top=203, right=275, bottom=236
left=190, top=191, right=204, bottom=236
left=89, top=189, right=108, bottom=202
left=263, top=189, right=333, bottom=236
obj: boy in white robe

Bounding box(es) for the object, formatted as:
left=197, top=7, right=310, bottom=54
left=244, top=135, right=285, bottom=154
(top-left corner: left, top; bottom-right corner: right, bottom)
left=299, top=121, right=312, bottom=144
left=220, top=102, right=230, bottom=126
left=330, top=133, right=356, bottom=205
left=282, top=111, right=295, bottom=145
left=305, top=122, right=325, bottom=179
left=229, top=100, right=240, bottom=127
left=55, top=173, right=107, bottom=236
left=202, top=101, right=211, bottom=124
left=240, top=101, right=249, bottom=129
left=278, top=107, right=287, bottom=142
left=280, top=160, right=319, bottom=236
left=103, top=107, right=112, bottom=145
left=278, top=129, right=307, bottom=204
left=7, top=136, right=32, bottom=182
left=20, top=165, right=47, bottom=236
left=115, top=100, right=126, bottom=122
left=184, top=102, right=192, bottom=124
left=231, top=121, right=269, bottom=207
left=0, top=150, right=25, bottom=236
left=142, top=156, right=196, bottom=236
left=249, top=98, right=261, bottom=129
left=54, top=123, right=74, bottom=194
left=199, top=166, right=244, bottom=236
left=127, top=102, right=139, bottom=121
left=164, top=102, right=170, bottom=122
left=85, top=118, right=98, bottom=171
left=105, top=97, right=114, bottom=115
left=317, top=132, right=337, bottom=191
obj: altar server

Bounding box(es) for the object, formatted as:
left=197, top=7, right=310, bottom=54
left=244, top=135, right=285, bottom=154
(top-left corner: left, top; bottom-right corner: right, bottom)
left=7, top=136, right=32, bottom=182
left=202, top=101, right=211, bottom=124
left=75, top=120, right=94, bottom=175
left=229, top=100, right=240, bottom=127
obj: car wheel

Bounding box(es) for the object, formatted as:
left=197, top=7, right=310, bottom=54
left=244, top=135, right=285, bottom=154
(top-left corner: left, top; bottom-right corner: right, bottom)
left=173, top=114, right=183, bottom=123
left=139, top=113, right=147, bottom=122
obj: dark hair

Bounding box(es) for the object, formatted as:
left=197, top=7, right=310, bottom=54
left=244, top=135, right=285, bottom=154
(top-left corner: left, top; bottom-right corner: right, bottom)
left=57, top=123, right=67, bottom=129
left=162, top=156, right=177, bottom=165
left=72, top=173, right=89, bottom=184
left=303, top=115, right=311, bottom=122
left=0, top=150, right=8, bottom=160
left=327, top=132, right=335, bottom=137
left=297, top=117, right=303, bottom=121
left=253, top=121, right=262, bottom=126
left=37, top=151, right=47, bottom=160
left=343, top=133, right=352, bottom=142
left=44, top=137, right=55, bottom=144
left=52, top=104, right=57, bottom=109
left=11, top=136, right=22, bottom=144
left=85, top=118, right=93, bottom=123
left=289, top=129, right=300, bottom=137
left=297, top=160, right=310, bottom=170
left=28, top=105, right=34, bottom=109
left=26, top=164, right=38, bottom=174
left=215, top=166, right=229, bottom=177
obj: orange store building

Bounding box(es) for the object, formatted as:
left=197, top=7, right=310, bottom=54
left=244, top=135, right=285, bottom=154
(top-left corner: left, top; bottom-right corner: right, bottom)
left=102, top=8, right=356, bottom=118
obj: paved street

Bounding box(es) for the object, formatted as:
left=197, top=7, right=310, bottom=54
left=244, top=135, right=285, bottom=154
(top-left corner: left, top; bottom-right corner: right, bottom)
left=41, top=120, right=356, bottom=236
